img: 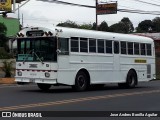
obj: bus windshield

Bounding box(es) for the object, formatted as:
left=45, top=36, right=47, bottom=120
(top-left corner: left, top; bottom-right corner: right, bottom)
left=17, top=37, right=57, bottom=62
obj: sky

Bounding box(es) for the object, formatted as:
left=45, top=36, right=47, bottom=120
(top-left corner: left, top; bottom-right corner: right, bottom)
left=8, top=0, right=160, bottom=29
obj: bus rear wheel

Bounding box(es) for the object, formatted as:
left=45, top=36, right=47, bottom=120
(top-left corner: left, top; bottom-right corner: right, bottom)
left=72, top=71, right=88, bottom=92
left=37, top=83, right=51, bottom=91
left=118, top=70, right=137, bottom=88
left=126, top=70, right=137, bottom=88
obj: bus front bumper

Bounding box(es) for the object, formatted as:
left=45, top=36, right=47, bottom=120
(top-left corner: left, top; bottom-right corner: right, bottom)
left=15, top=77, right=57, bottom=84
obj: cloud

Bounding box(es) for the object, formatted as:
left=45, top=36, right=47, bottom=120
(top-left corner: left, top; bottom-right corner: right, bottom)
left=8, top=0, right=160, bottom=29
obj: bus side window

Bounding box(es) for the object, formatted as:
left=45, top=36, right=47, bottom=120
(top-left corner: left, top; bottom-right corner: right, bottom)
left=146, top=44, right=152, bottom=56
left=80, top=38, right=88, bottom=53
left=114, top=41, right=119, bottom=54
left=140, top=43, right=146, bottom=55
left=106, top=40, right=112, bottom=54
left=71, top=37, right=79, bottom=52
left=134, top=43, right=140, bottom=55
left=98, top=39, right=104, bottom=53
left=121, top=41, right=127, bottom=54
left=89, top=38, right=96, bottom=53
left=128, top=42, right=133, bottom=55
left=59, top=38, right=69, bottom=55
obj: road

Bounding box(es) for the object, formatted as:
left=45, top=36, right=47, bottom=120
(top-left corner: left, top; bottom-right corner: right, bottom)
left=0, top=81, right=160, bottom=120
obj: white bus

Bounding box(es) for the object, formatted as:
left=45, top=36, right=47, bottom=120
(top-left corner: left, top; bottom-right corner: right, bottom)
left=15, top=27, right=155, bottom=91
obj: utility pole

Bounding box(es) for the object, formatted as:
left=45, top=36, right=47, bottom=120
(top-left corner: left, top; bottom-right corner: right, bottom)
left=96, top=0, right=98, bottom=30
left=22, top=13, right=24, bottom=27
left=18, top=4, right=20, bottom=20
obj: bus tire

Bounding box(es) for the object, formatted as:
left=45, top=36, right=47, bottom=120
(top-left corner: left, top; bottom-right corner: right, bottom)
left=72, top=71, right=88, bottom=92
left=37, top=83, right=51, bottom=91
left=126, top=70, right=137, bottom=88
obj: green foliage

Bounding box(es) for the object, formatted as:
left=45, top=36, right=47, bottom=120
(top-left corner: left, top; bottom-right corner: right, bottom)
left=136, top=20, right=153, bottom=33
left=0, top=22, right=7, bottom=34
left=0, top=22, right=8, bottom=47
left=56, top=18, right=133, bottom=34
left=57, top=20, right=94, bottom=30
left=57, top=20, right=78, bottom=28
left=109, top=17, right=134, bottom=33
left=1, top=60, right=14, bottom=78
left=92, top=22, right=97, bottom=30
left=152, top=17, right=160, bottom=32
left=79, top=23, right=93, bottom=30
left=109, top=22, right=125, bottom=33
left=120, top=17, right=134, bottom=33
left=0, top=34, right=8, bottom=48
left=57, top=17, right=160, bottom=33
left=0, top=48, right=13, bottom=59
left=98, top=21, right=109, bottom=32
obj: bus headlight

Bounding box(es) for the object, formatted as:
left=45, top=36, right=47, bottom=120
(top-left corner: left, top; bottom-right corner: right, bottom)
left=45, top=72, right=50, bottom=78
left=153, top=74, right=156, bottom=79
left=17, top=71, right=22, bottom=76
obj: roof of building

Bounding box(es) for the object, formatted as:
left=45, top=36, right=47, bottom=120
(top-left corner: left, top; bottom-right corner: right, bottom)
left=134, top=33, right=160, bottom=41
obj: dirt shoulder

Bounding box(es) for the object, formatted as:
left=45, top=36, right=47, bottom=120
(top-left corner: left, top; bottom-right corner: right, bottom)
left=0, top=78, right=16, bottom=84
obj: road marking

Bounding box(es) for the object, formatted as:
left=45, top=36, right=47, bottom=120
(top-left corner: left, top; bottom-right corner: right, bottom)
left=0, top=89, right=160, bottom=111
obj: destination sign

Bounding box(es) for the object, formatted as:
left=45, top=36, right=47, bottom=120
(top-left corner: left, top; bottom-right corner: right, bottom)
left=26, top=30, right=44, bottom=37
left=96, top=3, right=117, bottom=15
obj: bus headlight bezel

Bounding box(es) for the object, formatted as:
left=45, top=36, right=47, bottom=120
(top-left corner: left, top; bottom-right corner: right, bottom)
left=45, top=72, right=50, bottom=78
left=17, top=71, right=22, bottom=76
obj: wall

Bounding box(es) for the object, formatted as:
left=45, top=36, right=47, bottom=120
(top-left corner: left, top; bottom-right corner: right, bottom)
left=0, top=16, right=20, bottom=37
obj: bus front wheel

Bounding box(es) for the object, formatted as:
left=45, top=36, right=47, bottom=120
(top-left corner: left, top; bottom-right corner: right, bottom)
left=37, top=83, right=51, bottom=91
left=72, top=71, right=88, bottom=92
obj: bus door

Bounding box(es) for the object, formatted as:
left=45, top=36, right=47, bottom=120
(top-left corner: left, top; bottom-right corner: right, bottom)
left=113, top=41, right=120, bottom=78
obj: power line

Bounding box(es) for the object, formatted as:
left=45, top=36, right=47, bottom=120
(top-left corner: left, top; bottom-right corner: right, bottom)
left=130, top=0, right=160, bottom=7
left=37, top=0, right=95, bottom=8
left=37, top=0, right=160, bottom=15
left=118, top=9, right=160, bottom=15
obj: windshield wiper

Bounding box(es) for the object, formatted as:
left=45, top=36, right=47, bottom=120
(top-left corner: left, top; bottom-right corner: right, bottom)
left=23, top=49, right=33, bottom=64
left=32, top=49, right=44, bottom=64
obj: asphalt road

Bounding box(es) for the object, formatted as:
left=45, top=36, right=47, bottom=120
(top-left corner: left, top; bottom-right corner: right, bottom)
left=1, top=81, right=160, bottom=120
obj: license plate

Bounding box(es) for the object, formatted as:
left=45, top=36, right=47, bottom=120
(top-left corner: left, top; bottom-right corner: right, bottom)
left=29, top=78, right=35, bottom=83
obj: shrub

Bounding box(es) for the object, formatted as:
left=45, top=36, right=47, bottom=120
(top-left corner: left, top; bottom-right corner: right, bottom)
left=0, top=47, right=13, bottom=59
left=1, top=60, right=14, bottom=78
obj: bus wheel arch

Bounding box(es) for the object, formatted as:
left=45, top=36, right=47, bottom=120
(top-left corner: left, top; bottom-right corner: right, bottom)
left=118, top=69, right=138, bottom=88
left=37, top=83, right=52, bottom=91
left=126, top=69, right=138, bottom=88
left=72, top=69, right=90, bottom=92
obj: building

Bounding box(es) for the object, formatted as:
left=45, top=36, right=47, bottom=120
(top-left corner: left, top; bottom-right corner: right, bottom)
left=0, top=15, right=20, bottom=37
left=135, top=33, right=160, bottom=79
left=0, top=15, right=20, bottom=52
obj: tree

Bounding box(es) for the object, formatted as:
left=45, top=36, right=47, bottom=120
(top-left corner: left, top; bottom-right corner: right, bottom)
left=120, top=17, right=134, bottom=33
left=136, top=20, right=153, bottom=33
left=152, top=17, right=160, bottom=32
left=109, top=22, right=126, bottom=33
left=0, top=23, right=8, bottom=48
left=79, top=23, right=93, bottom=30
left=0, top=22, right=7, bottom=34
left=1, top=60, right=14, bottom=78
left=108, top=17, right=134, bottom=33
left=57, top=20, right=78, bottom=28
left=98, top=21, right=109, bottom=32
left=92, top=22, right=97, bottom=30
left=57, top=20, right=94, bottom=30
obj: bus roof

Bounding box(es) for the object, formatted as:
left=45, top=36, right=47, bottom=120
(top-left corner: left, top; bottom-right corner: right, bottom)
left=19, top=27, right=153, bottom=43
left=55, top=27, right=153, bottom=43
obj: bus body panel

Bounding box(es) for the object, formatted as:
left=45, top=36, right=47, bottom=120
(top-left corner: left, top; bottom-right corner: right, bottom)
left=15, top=27, right=156, bottom=88
left=15, top=62, right=58, bottom=84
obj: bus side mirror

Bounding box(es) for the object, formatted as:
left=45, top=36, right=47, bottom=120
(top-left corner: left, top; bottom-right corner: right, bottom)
left=56, top=49, right=61, bottom=54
